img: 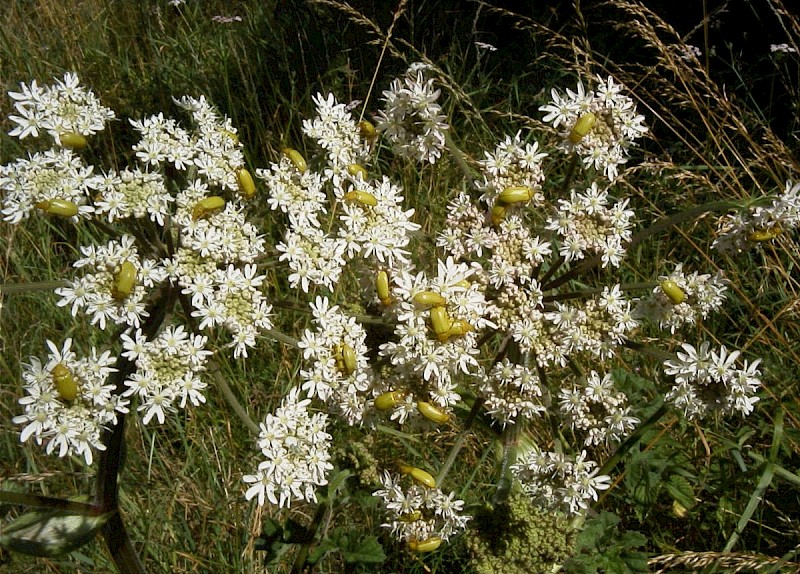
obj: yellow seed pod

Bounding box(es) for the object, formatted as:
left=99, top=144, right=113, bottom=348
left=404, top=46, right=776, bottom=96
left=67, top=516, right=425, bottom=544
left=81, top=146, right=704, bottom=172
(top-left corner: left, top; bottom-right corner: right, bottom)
left=376, top=270, right=393, bottom=305
left=58, top=132, right=88, bottom=150
left=334, top=343, right=357, bottom=375
left=111, top=260, right=137, bottom=301
left=347, top=164, right=368, bottom=179
left=429, top=306, right=452, bottom=338
left=358, top=120, right=377, bottom=140
left=413, top=291, right=447, bottom=307
left=490, top=204, right=507, bottom=226
left=343, top=190, right=378, bottom=207
left=236, top=168, right=256, bottom=200
left=398, top=510, right=423, bottom=523
left=52, top=363, right=79, bottom=402
left=408, top=536, right=442, bottom=553
left=398, top=464, right=436, bottom=489
left=497, top=186, right=534, bottom=205
left=34, top=199, right=79, bottom=218
left=416, top=401, right=450, bottom=424
left=282, top=148, right=307, bottom=173
left=568, top=112, right=598, bottom=144
left=447, top=319, right=474, bottom=339
left=192, top=196, right=226, bottom=221
left=747, top=226, right=782, bottom=242
left=374, top=391, right=406, bottom=411
left=659, top=279, right=686, bottom=305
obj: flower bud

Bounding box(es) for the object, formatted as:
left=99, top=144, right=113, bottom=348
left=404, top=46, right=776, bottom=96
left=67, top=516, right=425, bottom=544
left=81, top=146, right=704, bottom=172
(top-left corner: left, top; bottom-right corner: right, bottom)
left=416, top=401, right=449, bottom=424
left=374, top=391, right=406, bottom=411
left=413, top=291, right=447, bottom=307
left=236, top=168, right=256, bottom=200
left=192, top=196, right=225, bottom=221
left=343, top=190, right=378, bottom=207
left=568, top=112, right=597, bottom=144
left=34, top=199, right=79, bottom=218
left=398, top=463, right=436, bottom=489
left=497, top=186, right=533, bottom=205
left=111, top=260, right=137, bottom=301
left=58, top=132, right=88, bottom=150
left=52, top=363, right=79, bottom=402
left=408, top=536, right=442, bottom=552
left=659, top=279, right=686, bottom=305
left=282, top=148, right=307, bottom=173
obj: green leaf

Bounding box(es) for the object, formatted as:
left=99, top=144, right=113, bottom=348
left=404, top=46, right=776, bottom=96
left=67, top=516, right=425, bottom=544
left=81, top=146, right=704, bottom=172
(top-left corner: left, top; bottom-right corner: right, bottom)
left=666, top=475, right=695, bottom=510
left=341, top=535, right=386, bottom=564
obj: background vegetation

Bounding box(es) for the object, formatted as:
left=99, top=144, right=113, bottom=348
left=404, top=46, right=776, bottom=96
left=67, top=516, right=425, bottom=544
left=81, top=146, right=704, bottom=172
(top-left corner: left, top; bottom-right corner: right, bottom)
left=1, top=0, right=799, bottom=572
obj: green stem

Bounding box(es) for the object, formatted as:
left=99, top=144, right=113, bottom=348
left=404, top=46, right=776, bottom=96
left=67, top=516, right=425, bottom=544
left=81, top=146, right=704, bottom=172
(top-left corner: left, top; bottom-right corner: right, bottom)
left=0, top=492, right=101, bottom=515
left=209, top=361, right=260, bottom=435
left=598, top=399, right=667, bottom=478
left=0, top=280, right=69, bottom=293
left=444, top=129, right=477, bottom=189
left=435, top=397, right=485, bottom=487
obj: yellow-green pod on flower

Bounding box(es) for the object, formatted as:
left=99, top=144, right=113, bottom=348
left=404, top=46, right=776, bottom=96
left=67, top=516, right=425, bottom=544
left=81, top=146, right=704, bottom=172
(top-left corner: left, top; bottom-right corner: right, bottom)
left=192, top=196, right=225, bottom=221
left=490, top=204, right=507, bottom=226
left=747, top=226, right=783, bottom=242
left=52, top=363, right=79, bottom=402
left=111, top=260, right=137, bottom=301
left=34, top=199, right=79, bottom=218
left=347, top=164, right=368, bottom=179
left=447, top=319, right=474, bottom=338
left=408, top=536, right=442, bottom=553
left=416, top=401, right=450, bottom=424
left=398, top=464, right=436, bottom=489
left=334, top=344, right=357, bottom=375
left=376, top=270, right=393, bottom=305
left=659, top=279, right=686, bottom=305
left=568, top=112, right=597, bottom=144
left=429, top=306, right=452, bottom=339
left=358, top=120, right=377, bottom=140
left=497, top=186, right=534, bottom=205
left=398, top=510, right=423, bottom=523
left=282, top=148, right=307, bottom=173
left=374, top=390, right=406, bottom=411
left=58, top=132, right=88, bottom=150
left=236, top=168, right=256, bottom=200
left=413, top=291, right=447, bottom=307
left=344, top=190, right=378, bottom=207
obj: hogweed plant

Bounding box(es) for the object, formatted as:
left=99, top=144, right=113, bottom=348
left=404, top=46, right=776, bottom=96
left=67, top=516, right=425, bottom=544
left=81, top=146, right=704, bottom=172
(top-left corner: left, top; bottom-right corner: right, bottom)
left=0, top=62, right=792, bottom=571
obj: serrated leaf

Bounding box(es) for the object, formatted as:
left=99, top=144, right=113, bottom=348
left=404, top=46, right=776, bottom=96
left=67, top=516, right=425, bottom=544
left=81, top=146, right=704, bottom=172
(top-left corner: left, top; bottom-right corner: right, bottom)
left=341, top=535, right=385, bottom=564
left=666, top=475, right=695, bottom=510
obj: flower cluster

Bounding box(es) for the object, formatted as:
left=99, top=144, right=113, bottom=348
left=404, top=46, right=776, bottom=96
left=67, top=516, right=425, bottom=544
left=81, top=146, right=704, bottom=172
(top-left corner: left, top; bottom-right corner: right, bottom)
left=511, top=448, right=611, bottom=515
left=13, top=339, right=123, bottom=465
left=539, top=75, right=647, bottom=179
left=480, top=360, right=547, bottom=427
left=374, top=63, right=449, bottom=164
left=712, top=180, right=800, bottom=253
left=243, top=387, right=333, bottom=508
left=373, top=469, right=470, bottom=547
left=8, top=72, right=115, bottom=142
left=663, top=342, right=761, bottom=419
left=477, top=131, right=547, bottom=206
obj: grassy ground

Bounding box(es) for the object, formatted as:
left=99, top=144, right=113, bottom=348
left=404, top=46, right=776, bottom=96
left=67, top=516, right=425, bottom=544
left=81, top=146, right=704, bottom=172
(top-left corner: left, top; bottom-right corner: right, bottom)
left=1, top=0, right=800, bottom=572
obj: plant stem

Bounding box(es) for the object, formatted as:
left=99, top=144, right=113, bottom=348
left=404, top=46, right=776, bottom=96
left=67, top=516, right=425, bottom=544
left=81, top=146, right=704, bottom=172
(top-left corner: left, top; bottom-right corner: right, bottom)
left=444, top=129, right=477, bottom=189
left=0, top=280, right=69, bottom=293
left=209, top=361, right=261, bottom=435
left=597, top=399, right=667, bottom=478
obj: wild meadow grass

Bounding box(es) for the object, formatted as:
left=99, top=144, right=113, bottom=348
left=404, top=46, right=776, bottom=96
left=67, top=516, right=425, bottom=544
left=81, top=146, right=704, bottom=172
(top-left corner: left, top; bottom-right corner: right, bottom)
left=1, top=1, right=799, bottom=573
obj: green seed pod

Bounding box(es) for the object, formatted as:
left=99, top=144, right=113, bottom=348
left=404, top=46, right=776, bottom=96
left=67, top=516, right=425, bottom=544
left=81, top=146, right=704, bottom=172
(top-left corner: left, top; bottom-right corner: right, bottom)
left=192, top=196, right=225, bottom=221
left=568, top=112, right=597, bottom=144
left=34, top=199, right=79, bottom=218
left=497, top=186, right=534, bottom=205
left=376, top=270, right=393, bottom=305
left=413, top=291, right=447, bottom=307
left=398, top=463, right=436, bottom=489
left=417, top=401, right=450, bottom=424
left=347, top=164, right=368, bottom=179
left=659, top=279, right=686, bottom=305
left=344, top=190, right=378, bottom=207
left=236, top=168, right=256, bottom=200
left=490, top=204, right=507, bottom=225
left=374, top=391, right=406, bottom=411
left=111, top=260, right=137, bottom=301
left=408, top=536, right=442, bottom=552
left=282, top=148, right=307, bottom=173
left=429, top=306, right=452, bottom=338
left=52, top=363, right=78, bottom=402
left=58, top=132, right=88, bottom=150
left=358, top=120, right=377, bottom=140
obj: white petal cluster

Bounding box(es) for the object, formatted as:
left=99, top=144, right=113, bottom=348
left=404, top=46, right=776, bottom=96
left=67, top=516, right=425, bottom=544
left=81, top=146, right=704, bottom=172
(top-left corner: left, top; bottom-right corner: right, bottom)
left=663, top=342, right=761, bottom=420
left=373, top=470, right=470, bottom=544
left=8, top=73, right=115, bottom=141
left=539, top=75, right=647, bottom=180
left=120, top=325, right=212, bottom=424
left=511, top=448, right=611, bottom=516
left=93, top=168, right=174, bottom=225
left=477, top=131, right=547, bottom=205
left=13, top=339, right=124, bottom=466
left=243, top=387, right=333, bottom=508
left=374, top=63, right=449, bottom=164
left=481, top=360, right=547, bottom=426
